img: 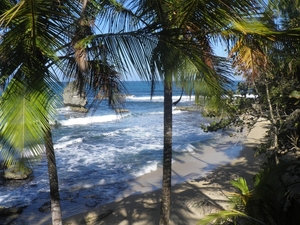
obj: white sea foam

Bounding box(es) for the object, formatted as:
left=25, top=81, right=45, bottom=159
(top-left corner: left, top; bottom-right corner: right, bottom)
left=233, top=94, right=258, bottom=99
left=172, top=109, right=184, bottom=114
left=125, top=96, right=152, bottom=101
left=126, top=95, right=195, bottom=102
left=126, top=96, right=164, bottom=102
left=102, top=127, right=133, bottom=137
left=173, top=143, right=196, bottom=153
left=0, top=81, right=218, bottom=214
left=54, top=138, right=83, bottom=149
left=172, top=95, right=195, bottom=102
left=102, top=130, right=120, bottom=137
left=148, top=111, right=164, bottom=115
left=56, top=135, right=71, bottom=142
left=59, top=115, right=120, bottom=126
left=131, top=161, right=158, bottom=177
left=56, top=106, right=71, bottom=112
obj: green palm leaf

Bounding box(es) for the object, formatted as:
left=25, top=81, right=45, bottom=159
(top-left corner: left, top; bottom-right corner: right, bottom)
left=198, top=209, right=265, bottom=225
left=231, top=177, right=250, bottom=196
left=0, top=78, right=59, bottom=167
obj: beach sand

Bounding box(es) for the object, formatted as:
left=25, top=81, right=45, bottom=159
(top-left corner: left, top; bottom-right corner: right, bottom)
left=5, top=118, right=271, bottom=225
left=58, top=118, right=270, bottom=225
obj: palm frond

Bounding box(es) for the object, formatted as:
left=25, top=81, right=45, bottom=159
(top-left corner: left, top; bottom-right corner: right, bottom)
left=0, top=78, right=59, bottom=167
left=198, top=209, right=265, bottom=225
left=231, top=177, right=250, bottom=196
left=0, top=0, right=70, bottom=167
left=229, top=177, right=252, bottom=209
left=229, top=20, right=276, bottom=41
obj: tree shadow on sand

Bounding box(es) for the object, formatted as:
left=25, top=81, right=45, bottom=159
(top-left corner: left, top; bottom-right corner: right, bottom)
left=61, top=181, right=230, bottom=225
left=61, top=139, right=266, bottom=225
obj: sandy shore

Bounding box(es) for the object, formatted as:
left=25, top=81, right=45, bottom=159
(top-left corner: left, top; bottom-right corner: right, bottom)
left=59, top=118, right=270, bottom=225
left=4, top=118, right=270, bottom=225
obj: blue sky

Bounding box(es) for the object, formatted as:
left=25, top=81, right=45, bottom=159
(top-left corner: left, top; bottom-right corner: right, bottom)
left=213, top=42, right=243, bottom=81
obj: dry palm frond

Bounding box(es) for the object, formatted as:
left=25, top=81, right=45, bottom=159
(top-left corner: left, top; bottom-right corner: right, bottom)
left=287, top=132, right=300, bottom=151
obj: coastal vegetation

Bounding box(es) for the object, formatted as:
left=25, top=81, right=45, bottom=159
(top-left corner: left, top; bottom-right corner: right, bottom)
left=0, top=1, right=155, bottom=224
left=198, top=162, right=300, bottom=225
left=198, top=0, right=300, bottom=224
left=1, top=0, right=300, bottom=225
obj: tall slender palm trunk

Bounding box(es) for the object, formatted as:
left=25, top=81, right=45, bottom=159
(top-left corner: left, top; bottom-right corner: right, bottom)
left=160, top=79, right=173, bottom=225
left=45, top=127, right=63, bottom=225
left=253, top=81, right=263, bottom=116
left=265, top=80, right=279, bottom=165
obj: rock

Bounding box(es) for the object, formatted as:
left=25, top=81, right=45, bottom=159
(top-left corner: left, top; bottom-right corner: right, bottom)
left=174, top=106, right=201, bottom=112
left=51, top=120, right=61, bottom=128
left=115, top=108, right=129, bottom=113
left=85, top=200, right=98, bottom=207
left=39, top=202, right=51, bottom=212
left=63, top=82, right=88, bottom=111
left=69, top=106, right=88, bottom=113
left=4, top=165, right=32, bottom=180
left=9, top=219, right=28, bottom=225
left=0, top=207, right=25, bottom=225
left=0, top=206, right=23, bottom=216
left=80, top=209, right=113, bottom=224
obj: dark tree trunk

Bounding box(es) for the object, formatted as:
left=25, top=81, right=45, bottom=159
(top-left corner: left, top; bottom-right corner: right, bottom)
left=265, top=80, right=279, bottom=165
left=159, top=79, right=173, bottom=225
left=45, top=127, right=63, bottom=225
left=253, top=81, right=263, bottom=116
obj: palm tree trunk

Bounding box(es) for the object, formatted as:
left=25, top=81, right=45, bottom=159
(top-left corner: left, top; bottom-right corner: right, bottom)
left=160, top=78, right=173, bottom=225
left=253, top=81, right=263, bottom=116
left=265, top=80, right=279, bottom=165
left=45, top=127, right=63, bottom=225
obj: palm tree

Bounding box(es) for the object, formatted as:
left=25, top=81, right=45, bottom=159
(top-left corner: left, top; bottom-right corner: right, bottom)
left=132, top=1, right=266, bottom=224
left=225, top=0, right=300, bottom=164
left=0, top=1, right=268, bottom=225
left=0, top=1, right=157, bottom=224
left=0, top=1, right=81, bottom=224
left=196, top=1, right=300, bottom=223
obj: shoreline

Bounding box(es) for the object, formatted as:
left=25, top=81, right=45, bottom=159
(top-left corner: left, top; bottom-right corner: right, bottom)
left=60, top=118, right=270, bottom=225
left=3, top=118, right=270, bottom=225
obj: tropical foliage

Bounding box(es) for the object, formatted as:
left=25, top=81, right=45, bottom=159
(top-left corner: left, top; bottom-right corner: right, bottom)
left=2, top=0, right=300, bottom=224
left=0, top=0, right=156, bottom=224
left=199, top=0, right=300, bottom=224
left=0, top=0, right=231, bottom=224
left=198, top=162, right=300, bottom=225
left=132, top=1, right=265, bottom=223
left=226, top=0, right=300, bottom=163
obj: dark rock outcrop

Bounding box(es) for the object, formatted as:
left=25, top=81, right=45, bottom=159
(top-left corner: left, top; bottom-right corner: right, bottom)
left=0, top=206, right=24, bottom=225
left=0, top=206, right=23, bottom=216
left=39, top=202, right=51, bottom=212
left=63, top=82, right=88, bottom=112
left=4, top=165, right=32, bottom=180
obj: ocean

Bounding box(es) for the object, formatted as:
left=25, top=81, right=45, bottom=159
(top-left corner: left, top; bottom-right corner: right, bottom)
left=0, top=81, right=239, bottom=212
